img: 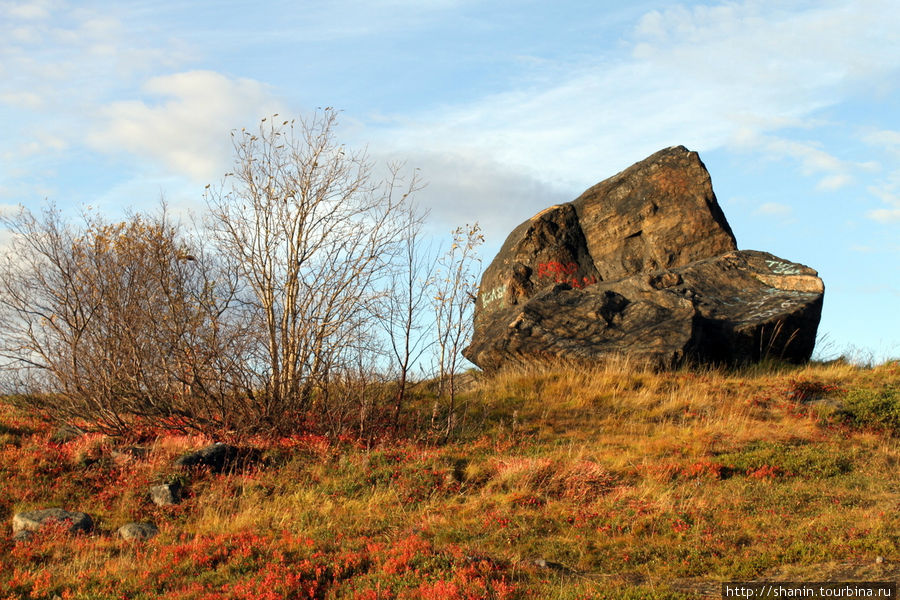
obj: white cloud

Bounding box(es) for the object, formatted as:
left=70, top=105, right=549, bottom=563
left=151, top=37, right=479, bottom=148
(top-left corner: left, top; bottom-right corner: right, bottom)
left=3, top=0, right=53, bottom=20
left=0, top=0, right=195, bottom=175
left=866, top=182, right=900, bottom=223
left=817, top=174, right=854, bottom=191
left=868, top=207, right=900, bottom=223
left=379, top=0, right=900, bottom=194
left=1, top=134, right=67, bottom=160
left=754, top=202, right=793, bottom=217
left=864, top=129, right=900, bottom=154
left=0, top=91, right=44, bottom=110
left=735, top=133, right=858, bottom=190
left=212, top=0, right=475, bottom=45
left=89, top=71, right=284, bottom=182
left=634, top=10, right=666, bottom=40
left=766, top=139, right=843, bottom=174
left=384, top=150, right=571, bottom=243
left=0, top=2, right=189, bottom=106
left=859, top=130, right=900, bottom=220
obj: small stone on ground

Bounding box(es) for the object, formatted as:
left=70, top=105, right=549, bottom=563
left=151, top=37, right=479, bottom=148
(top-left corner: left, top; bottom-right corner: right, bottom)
left=118, top=522, right=159, bottom=541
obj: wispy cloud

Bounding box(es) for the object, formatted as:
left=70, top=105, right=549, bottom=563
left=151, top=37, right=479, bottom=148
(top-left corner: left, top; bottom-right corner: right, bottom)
left=89, top=71, right=283, bottom=182
left=2, top=0, right=53, bottom=20
left=862, top=129, right=900, bottom=222
left=379, top=0, right=900, bottom=197
left=864, top=129, right=900, bottom=153
left=3, top=0, right=899, bottom=234
left=0, top=91, right=44, bottom=110
left=1, top=133, right=67, bottom=160
left=382, top=150, right=571, bottom=237
left=0, top=2, right=182, bottom=105
left=735, top=134, right=861, bottom=191
left=867, top=209, right=900, bottom=223
left=0, top=0, right=192, bottom=176
left=754, top=202, right=793, bottom=218
left=867, top=182, right=900, bottom=223
left=817, top=174, right=854, bottom=191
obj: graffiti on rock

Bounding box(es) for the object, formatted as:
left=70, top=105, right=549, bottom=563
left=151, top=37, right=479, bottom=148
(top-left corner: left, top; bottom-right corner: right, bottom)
left=537, top=261, right=598, bottom=289
left=481, top=284, right=507, bottom=309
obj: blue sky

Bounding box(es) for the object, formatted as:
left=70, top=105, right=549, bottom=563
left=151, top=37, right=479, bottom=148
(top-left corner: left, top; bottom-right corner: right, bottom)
left=1, top=0, right=898, bottom=361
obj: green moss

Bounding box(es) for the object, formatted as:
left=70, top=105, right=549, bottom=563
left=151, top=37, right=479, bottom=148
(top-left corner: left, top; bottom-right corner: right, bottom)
left=841, top=384, right=900, bottom=433
left=716, top=441, right=854, bottom=479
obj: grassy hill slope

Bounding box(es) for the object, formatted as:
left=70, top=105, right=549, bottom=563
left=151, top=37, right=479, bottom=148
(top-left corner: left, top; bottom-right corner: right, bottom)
left=1, top=358, right=898, bottom=599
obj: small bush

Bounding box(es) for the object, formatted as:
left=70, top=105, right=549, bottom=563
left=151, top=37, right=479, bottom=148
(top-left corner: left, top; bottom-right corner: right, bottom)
left=717, top=441, right=853, bottom=479
left=841, top=384, right=900, bottom=433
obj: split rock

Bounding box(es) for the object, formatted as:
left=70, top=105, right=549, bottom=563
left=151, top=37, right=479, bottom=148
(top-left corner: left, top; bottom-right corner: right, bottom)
left=465, top=147, right=823, bottom=369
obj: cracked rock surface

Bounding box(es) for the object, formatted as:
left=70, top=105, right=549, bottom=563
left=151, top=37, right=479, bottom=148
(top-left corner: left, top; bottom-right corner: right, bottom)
left=465, top=146, right=823, bottom=370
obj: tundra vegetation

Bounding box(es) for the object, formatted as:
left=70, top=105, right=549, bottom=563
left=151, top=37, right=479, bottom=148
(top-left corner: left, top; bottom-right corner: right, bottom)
left=0, top=359, right=897, bottom=598
left=0, top=112, right=897, bottom=598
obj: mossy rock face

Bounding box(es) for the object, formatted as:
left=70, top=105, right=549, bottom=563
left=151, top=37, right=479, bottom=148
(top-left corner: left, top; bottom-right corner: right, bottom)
left=466, top=146, right=823, bottom=370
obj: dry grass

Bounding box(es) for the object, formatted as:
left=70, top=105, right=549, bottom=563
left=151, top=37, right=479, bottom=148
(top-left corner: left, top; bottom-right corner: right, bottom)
left=0, top=358, right=898, bottom=598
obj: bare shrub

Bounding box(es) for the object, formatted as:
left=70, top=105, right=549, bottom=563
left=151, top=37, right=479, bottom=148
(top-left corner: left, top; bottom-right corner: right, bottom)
left=205, top=109, right=419, bottom=434
left=0, top=112, right=439, bottom=439
left=375, top=200, right=436, bottom=429
left=430, top=223, right=483, bottom=436
left=0, top=205, right=243, bottom=434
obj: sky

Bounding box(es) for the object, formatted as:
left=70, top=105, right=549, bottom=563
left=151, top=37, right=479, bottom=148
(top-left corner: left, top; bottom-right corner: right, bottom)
left=1, top=0, right=898, bottom=362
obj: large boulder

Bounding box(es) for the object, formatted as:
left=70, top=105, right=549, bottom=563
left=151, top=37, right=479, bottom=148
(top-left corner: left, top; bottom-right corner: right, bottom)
left=465, top=147, right=824, bottom=369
